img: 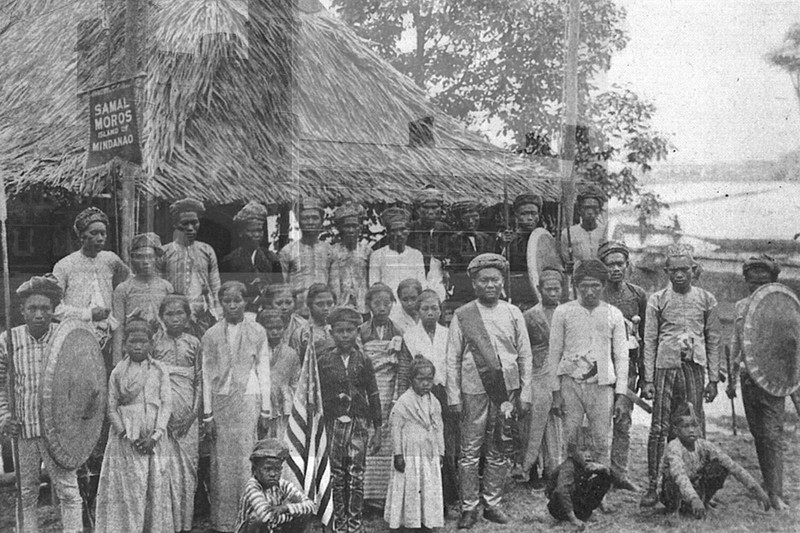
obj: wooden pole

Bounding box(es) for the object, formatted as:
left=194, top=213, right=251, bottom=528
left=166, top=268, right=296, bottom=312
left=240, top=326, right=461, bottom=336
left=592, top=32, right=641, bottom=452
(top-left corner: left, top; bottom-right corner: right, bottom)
left=0, top=173, right=24, bottom=531
left=119, top=0, right=141, bottom=261
left=560, top=0, right=580, bottom=244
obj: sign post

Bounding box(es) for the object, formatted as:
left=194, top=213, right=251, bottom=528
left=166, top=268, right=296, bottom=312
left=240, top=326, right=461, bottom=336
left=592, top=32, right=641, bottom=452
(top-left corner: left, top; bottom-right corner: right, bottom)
left=86, top=81, right=142, bottom=170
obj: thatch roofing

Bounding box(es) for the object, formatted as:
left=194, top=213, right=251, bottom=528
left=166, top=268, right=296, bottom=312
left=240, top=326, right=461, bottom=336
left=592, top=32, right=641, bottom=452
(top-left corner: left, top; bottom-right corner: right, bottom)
left=0, top=0, right=560, bottom=205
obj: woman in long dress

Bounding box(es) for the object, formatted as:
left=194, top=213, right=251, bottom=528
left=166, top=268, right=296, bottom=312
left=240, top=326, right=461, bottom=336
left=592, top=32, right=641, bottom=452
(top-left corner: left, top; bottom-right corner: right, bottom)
left=153, top=294, right=201, bottom=533
left=202, top=281, right=271, bottom=532
left=95, top=317, right=173, bottom=533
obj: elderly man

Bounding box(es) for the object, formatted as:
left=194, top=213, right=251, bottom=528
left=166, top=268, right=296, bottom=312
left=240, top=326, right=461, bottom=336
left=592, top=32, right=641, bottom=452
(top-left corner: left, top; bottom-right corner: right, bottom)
left=221, top=201, right=282, bottom=311
left=160, top=198, right=222, bottom=334
left=549, top=260, right=629, bottom=481
left=726, top=254, right=788, bottom=511
left=445, top=200, right=491, bottom=306
left=640, top=245, right=721, bottom=507
left=53, top=207, right=130, bottom=358
left=327, top=202, right=371, bottom=314
left=0, top=276, right=84, bottom=533
left=369, top=207, right=426, bottom=297
left=446, top=253, right=532, bottom=529
left=599, top=241, right=647, bottom=491
left=408, top=185, right=451, bottom=300
left=278, top=198, right=332, bottom=315
left=561, top=185, right=608, bottom=271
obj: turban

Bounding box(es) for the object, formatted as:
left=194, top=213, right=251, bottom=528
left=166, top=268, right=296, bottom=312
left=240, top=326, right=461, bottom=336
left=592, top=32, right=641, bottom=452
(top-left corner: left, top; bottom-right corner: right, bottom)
left=539, top=268, right=563, bottom=285
left=450, top=200, right=481, bottom=219
left=333, top=202, right=365, bottom=222
left=327, top=306, right=363, bottom=326
left=665, top=243, right=696, bottom=264
left=467, top=253, right=509, bottom=278
left=73, top=207, right=109, bottom=236
left=130, top=233, right=164, bottom=256
left=233, top=201, right=268, bottom=225
left=414, top=185, right=444, bottom=206
left=513, top=193, right=543, bottom=211
left=743, top=254, right=781, bottom=279
left=16, top=274, right=62, bottom=306
left=380, top=207, right=411, bottom=229
left=298, top=198, right=324, bottom=214
left=577, top=184, right=607, bottom=207
left=169, top=198, right=205, bottom=222
left=598, top=240, right=629, bottom=262
left=573, top=259, right=608, bottom=283
left=250, top=438, right=289, bottom=461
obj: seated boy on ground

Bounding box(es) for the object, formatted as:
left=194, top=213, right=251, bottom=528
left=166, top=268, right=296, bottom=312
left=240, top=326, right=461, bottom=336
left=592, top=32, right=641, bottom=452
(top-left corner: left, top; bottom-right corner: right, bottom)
left=235, top=438, right=316, bottom=533
left=545, top=441, right=613, bottom=530
left=659, top=402, right=770, bottom=519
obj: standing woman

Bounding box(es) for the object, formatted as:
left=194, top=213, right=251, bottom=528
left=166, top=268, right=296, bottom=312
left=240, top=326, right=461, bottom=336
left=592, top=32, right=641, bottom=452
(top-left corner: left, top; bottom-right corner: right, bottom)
left=202, top=281, right=272, bottom=533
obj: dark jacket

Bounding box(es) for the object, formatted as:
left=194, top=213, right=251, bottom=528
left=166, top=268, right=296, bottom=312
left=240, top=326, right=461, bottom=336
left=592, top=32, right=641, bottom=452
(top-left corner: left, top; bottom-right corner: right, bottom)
left=318, top=345, right=382, bottom=428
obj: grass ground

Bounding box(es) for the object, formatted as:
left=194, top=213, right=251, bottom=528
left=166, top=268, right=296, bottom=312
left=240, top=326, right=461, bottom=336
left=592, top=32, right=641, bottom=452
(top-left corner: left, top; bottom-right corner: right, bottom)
left=2, top=411, right=798, bottom=532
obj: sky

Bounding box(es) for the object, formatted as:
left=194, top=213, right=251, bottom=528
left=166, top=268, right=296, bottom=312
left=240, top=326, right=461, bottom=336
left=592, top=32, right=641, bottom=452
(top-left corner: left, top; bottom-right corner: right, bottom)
left=604, top=0, right=800, bottom=164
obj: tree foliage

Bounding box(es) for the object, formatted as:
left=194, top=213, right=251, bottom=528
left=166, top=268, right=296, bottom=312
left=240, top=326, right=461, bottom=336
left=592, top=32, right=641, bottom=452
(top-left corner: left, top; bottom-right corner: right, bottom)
left=768, top=23, right=800, bottom=114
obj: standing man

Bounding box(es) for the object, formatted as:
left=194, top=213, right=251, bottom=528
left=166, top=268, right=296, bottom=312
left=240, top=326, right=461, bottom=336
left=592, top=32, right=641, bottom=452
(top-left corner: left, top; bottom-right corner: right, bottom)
left=640, top=245, right=721, bottom=507
left=160, top=198, right=222, bottom=334
left=445, top=200, right=491, bottom=306
left=369, top=207, right=426, bottom=297
left=408, top=185, right=451, bottom=301
left=220, top=201, right=282, bottom=311
left=328, top=202, right=371, bottom=314
left=0, top=276, right=83, bottom=533
left=561, top=185, right=607, bottom=271
left=549, top=260, right=629, bottom=480
left=599, top=241, right=647, bottom=491
left=726, top=255, right=788, bottom=511
left=446, top=253, right=532, bottom=529
left=278, top=198, right=332, bottom=316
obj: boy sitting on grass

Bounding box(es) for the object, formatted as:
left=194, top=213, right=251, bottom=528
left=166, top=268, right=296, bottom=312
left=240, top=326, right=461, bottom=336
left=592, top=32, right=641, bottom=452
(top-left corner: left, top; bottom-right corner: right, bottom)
left=659, top=402, right=770, bottom=519
left=235, top=438, right=316, bottom=533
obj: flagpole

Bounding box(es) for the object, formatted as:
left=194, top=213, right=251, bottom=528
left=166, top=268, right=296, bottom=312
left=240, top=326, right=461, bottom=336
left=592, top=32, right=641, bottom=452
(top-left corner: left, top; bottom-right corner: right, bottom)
left=0, top=172, right=24, bottom=531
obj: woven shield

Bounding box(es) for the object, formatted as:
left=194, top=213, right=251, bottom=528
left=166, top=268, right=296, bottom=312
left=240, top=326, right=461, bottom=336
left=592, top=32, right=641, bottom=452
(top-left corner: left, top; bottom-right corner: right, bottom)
left=742, top=283, right=800, bottom=397
left=40, top=320, right=107, bottom=469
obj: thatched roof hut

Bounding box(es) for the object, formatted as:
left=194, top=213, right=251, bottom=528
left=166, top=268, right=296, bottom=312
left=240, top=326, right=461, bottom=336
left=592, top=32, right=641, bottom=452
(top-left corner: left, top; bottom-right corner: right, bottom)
left=0, top=0, right=559, bottom=206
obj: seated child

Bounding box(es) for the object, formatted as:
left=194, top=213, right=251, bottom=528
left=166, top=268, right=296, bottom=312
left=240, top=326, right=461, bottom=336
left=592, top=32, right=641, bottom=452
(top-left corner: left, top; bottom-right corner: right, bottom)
left=659, top=402, right=770, bottom=519
left=545, top=441, right=612, bottom=531
left=235, top=438, right=316, bottom=533
left=257, top=307, right=301, bottom=439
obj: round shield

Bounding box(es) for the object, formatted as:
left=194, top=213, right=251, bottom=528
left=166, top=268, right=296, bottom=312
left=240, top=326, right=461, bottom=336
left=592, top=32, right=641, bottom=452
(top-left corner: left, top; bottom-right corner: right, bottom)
left=40, top=320, right=107, bottom=469
left=742, top=283, right=800, bottom=396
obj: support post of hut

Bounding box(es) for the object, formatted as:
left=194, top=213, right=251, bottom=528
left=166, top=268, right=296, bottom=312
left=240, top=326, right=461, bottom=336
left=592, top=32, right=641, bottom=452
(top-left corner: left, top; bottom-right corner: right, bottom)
left=560, top=0, right=580, bottom=234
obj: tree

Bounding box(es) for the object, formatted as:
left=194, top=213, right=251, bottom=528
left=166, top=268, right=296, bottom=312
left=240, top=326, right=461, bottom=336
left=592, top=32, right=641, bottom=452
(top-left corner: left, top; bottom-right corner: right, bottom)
left=769, top=23, right=800, bottom=114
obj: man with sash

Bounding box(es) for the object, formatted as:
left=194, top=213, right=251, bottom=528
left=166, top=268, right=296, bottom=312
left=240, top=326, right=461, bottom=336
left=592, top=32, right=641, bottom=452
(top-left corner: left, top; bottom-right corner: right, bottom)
left=446, top=253, right=532, bottom=529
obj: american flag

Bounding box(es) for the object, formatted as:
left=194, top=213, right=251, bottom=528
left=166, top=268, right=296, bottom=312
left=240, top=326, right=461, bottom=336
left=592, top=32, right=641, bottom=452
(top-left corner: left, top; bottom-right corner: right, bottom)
left=285, top=341, right=333, bottom=526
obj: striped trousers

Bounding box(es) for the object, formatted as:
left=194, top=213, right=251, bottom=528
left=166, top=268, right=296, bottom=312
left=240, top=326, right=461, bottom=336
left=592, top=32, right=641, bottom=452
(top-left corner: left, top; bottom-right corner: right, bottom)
left=646, top=361, right=705, bottom=487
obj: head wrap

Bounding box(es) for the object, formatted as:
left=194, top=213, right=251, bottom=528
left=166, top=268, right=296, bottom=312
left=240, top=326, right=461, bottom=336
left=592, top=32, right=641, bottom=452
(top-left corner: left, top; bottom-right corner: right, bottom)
left=450, top=200, right=481, bottom=220
left=577, top=184, right=606, bottom=207
left=16, top=274, right=62, bottom=306
left=743, top=254, right=781, bottom=279
left=573, top=259, right=609, bottom=283
left=365, top=282, right=395, bottom=304
left=513, top=193, right=543, bottom=211
left=233, top=201, right=268, bottom=225
left=539, top=269, right=563, bottom=285
left=73, top=207, right=109, bottom=236
left=250, top=438, right=289, bottom=461
left=380, top=207, right=411, bottom=229
left=124, top=314, right=155, bottom=339
left=597, top=240, right=629, bottom=262
left=467, top=253, right=509, bottom=278
left=298, top=198, right=324, bottom=214
left=333, top=202, right=365, bottom=223
left=256, top=307, right=284, bottom=325
left=671, top=401, right=698, bottom=425
left=218, top=280, right=247, bottom=300
left=327, top=306, right=363, bottom=326
left=169, top=198, right=205, bottom=222
left=130, top=232, right=164, bottom=256
left=414, top=185, right=444, bottom=206
left=665, top=243, right=696, bottom=267
left=307, top=283, right=334, bottom=305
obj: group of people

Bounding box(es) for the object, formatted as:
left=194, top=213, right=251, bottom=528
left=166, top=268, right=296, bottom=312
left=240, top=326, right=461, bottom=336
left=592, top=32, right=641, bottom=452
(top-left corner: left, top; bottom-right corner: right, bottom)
left=0, top=184, right=794, bottom=533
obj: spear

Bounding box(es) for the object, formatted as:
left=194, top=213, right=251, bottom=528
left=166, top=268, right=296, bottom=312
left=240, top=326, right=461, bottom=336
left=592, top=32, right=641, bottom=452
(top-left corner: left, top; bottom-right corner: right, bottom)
left=0, top=172, right=24, bottom=530
left=502, top=153, right=512, bottom=303
left=725, top=345, right=737, bottom=436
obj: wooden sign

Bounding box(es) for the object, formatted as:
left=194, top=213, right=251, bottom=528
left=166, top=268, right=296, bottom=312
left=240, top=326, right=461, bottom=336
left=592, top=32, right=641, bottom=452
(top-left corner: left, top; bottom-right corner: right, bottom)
left=86, top=80, right=142, bottom=169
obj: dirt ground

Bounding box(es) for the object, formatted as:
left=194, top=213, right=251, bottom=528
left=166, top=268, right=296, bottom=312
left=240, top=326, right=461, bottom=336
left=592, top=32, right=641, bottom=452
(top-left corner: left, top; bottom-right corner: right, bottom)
left=2, top=407, right=799, bottom=533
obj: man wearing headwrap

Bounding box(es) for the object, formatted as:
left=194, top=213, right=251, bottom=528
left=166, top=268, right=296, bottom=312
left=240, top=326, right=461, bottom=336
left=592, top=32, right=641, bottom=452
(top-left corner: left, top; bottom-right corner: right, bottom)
left=598, top=240, right=647, bottom=492
left=407, top=185, right=451, bottom=301
left=278, top=198, right=332, bottom=316
left=327, top=202, right=372, bottom=313
left=159, top=198, right=222, bottom=334
left=640, top=245, right=720, bottom=507
left=726, top=254, right=788, bottom=511
left=220, top=201, right=282, bottom=313
left=53, top=207, right=130, bottom=357
left=445, top=253, right=532, bottom=529
left=549, top=259, right=629, bottom=506
left=560, top=184, right=608, bottom=272
left=445, top=200, right=492, bottom=305
left=0, top=276, right=84, bottom=533
left=368, top=207, right=425, bottom=297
